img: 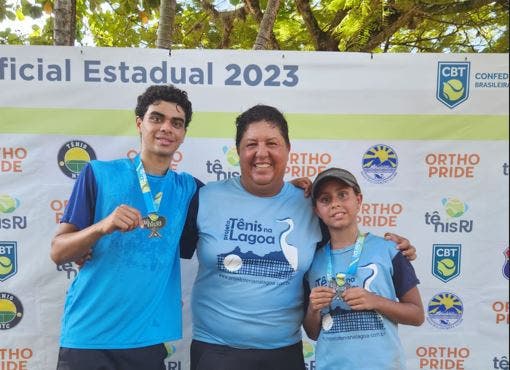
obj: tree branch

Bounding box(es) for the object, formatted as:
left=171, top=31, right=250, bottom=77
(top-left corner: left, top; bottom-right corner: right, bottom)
left=200, top=0, right=247, bottom=48
left=415, top=0, right=498, bottom=16
left=244, top=0, right=280, bottom=49
left=360, top=6, right=417, bottom=52
left=156, top=0, right=176, bottom=49
left=294, top=0, right=338, bottom=50
left=254, top=0, right=281, bottom=49
left=54, top=0, right=76, bottom=45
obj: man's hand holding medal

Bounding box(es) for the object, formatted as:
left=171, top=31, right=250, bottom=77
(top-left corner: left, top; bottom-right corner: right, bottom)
left=98, top=204, right=144, bottom=235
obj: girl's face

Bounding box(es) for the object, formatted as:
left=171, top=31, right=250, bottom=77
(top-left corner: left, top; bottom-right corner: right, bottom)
left=314, top=179, right=362, bottom=232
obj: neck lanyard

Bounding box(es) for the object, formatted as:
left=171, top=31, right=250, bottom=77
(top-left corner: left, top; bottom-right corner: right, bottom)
left=134, top=154, right=164, bottom=217
left=326, top=232, right=366, bottom=282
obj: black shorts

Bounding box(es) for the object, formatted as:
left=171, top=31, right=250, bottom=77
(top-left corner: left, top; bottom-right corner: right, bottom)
left=190, top=339, right=306, bottom=370
left=56, top=343, right=167, bottom=370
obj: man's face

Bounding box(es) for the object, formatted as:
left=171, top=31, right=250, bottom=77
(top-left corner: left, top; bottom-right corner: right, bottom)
left=136, top=100, right=186, bottom=159
left=237, top=120, right=290, bottom=197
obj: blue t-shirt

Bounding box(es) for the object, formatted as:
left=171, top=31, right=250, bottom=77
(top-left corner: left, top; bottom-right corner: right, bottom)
left=59, top=159, right=198, bottom=349
left=190, top=177, right=322, bottom=349
left=306, top=233, right=419, bottom=370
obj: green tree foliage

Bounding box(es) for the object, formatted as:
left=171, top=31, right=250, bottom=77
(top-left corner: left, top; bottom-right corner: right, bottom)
left=1, top=0, right=508, bottom=52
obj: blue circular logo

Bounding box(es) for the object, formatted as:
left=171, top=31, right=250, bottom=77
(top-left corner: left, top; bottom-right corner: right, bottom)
left=427, top=292, right=463, bottom=329
left=361, top=144, right=398, bottom=184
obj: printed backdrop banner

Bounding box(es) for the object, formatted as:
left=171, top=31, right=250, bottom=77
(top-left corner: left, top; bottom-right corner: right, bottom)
left=0, top=45, right=508, bottom=370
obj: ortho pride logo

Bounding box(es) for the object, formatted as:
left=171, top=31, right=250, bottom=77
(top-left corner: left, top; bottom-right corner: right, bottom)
left=437, top=62, right=470, bottom=108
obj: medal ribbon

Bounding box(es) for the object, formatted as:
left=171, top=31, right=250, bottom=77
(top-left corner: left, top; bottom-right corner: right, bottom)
left=134, top=155, right=164, bottom=217
left=326, top=232, right=366, bottom=283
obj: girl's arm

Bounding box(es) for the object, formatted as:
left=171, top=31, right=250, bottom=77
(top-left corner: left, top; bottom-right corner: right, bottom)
left=303, top=286, right=336, bottom=340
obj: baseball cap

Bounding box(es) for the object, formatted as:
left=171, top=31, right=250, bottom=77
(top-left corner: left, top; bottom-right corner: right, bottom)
left=311, top=168, right=361, bottom=201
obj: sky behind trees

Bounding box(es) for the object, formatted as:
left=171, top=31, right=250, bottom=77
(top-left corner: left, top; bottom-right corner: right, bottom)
left=1, top=0, right=508, bottom=52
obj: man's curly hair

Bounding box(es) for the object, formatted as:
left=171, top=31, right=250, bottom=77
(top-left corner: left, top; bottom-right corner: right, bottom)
left=135, top=85, right=193, bottom=128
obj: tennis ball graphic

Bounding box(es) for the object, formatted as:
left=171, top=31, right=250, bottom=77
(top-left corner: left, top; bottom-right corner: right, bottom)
left=226, top=147, right=240, bottom=166
left=302, top=341, right=315, bottom=358
left=164, top=343, right=177, bottom=358
left=336, top=273, right=346, bottom=287
left=443, top=79, right=464, bottom=101
left=0, top=195, right=19, bottom=213
left=443, top=198, right=467, bottom=218
left=437, top=258, right=456, bottom=277
left=0, top=256, right=13, bottom=275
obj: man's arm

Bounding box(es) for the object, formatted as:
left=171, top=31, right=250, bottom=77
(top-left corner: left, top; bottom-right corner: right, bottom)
left=290, top=177, right=312, bottom=197
left=384, top=233, right=417, bottom=261
left=50, top=162, right=143, bottom=265
left=50, top=204, right=143, bottom=265
left=179, top=178, right=203, bottom=259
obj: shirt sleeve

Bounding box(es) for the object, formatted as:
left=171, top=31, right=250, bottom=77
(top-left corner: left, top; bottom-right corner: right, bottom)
left=392, top=251, right=420, bottom=299
left=60, top=163, right=97, bottom=230
left=179, top=177, right=204, bottom=259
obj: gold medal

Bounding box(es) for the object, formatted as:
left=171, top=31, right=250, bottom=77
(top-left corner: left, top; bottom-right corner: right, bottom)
left=332, top=272, right=351, bottom=300
left=336, top=273, right=346, bottom=287
left=142, top=214, right=166, bottom=237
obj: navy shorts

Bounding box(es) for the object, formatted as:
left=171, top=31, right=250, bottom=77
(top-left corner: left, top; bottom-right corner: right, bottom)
left=190, top=340, right=306, bottom=370
left=56, top=343, right=167, bottom=370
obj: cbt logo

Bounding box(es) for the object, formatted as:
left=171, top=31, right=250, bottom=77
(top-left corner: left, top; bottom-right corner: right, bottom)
left=437, top=62, right=470, bottom=108
left=0, top=242, right=17, bottom=282
left=432, top=244, right=461, bottom=283
left=57, top=140, right=96, bottom=179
